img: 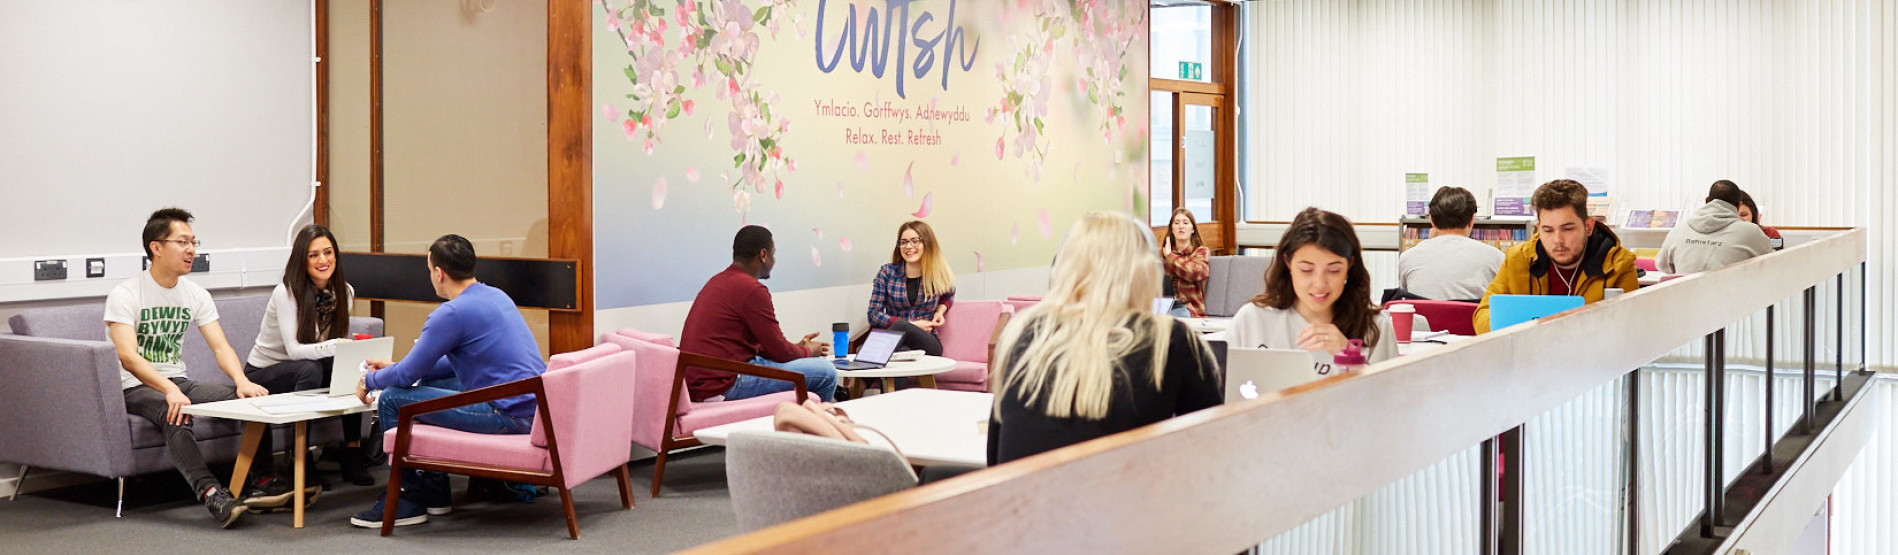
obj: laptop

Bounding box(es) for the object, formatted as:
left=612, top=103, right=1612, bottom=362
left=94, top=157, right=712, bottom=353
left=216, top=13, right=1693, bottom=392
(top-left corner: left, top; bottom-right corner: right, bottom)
left=1223, top=347, right=1329, bottom=403
left=835, top=329, right=902, bottom=370
left=1152, top=297, right=1176, bottom=315
left=1488, top=294, right=1585, bottom=331
left=252, top=336, right=394, bottom=414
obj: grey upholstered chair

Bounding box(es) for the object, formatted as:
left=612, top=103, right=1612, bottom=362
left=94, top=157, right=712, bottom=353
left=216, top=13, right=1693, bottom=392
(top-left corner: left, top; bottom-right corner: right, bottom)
left=725, top=431, right=918, bottom=531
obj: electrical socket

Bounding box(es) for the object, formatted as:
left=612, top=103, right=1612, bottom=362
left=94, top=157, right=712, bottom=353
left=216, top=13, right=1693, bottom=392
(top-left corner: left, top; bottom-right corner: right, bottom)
left=34, top=260, right=68, bottom=281
left=86, top=258, right=106, bottom=278
left=191, top=254, right=209, bottom=273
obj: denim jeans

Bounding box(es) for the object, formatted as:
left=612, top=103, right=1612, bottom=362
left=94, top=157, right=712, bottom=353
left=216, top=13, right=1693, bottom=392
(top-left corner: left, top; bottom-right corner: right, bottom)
left=376, top=376, right=533, bottom=436
left=724, top=356, right=838, bottom=402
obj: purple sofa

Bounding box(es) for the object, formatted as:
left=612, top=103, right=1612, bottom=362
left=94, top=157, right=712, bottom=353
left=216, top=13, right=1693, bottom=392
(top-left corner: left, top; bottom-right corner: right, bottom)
left=0, top=294, right=382, bottom=504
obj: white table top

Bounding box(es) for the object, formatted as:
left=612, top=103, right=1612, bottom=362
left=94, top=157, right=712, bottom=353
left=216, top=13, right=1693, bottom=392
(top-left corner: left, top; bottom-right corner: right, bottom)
left=181, top=392, right=375, bottom=425
left=834, top=354, right=959, bottom=379
left=695, top=388, right=993, bottom=467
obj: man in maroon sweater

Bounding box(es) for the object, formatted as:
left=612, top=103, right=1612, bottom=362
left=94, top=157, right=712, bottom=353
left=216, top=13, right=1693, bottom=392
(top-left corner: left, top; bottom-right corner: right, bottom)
left=680, top=225, right=839, bottom=401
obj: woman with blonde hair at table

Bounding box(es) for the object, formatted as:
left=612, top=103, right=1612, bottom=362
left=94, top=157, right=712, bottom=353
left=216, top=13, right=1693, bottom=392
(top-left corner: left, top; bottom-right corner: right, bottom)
left=866, top=220, right=956, bottom=355
left=986, top=212, right=1221, bottom=465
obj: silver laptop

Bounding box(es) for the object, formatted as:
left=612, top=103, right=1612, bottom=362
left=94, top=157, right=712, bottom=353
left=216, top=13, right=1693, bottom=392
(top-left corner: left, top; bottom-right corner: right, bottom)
left=835, top=330, right=902, bottom=370
left=324, top=336, right=394, bottom=397
left=1223, top=347, right=1330, bottom=403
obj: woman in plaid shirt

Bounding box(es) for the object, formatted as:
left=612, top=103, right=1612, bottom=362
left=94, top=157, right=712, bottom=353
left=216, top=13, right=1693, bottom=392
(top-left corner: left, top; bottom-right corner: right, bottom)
left=1162, top=208, right=1211, bottom=317
left=867, top=221, right=956, bottom=355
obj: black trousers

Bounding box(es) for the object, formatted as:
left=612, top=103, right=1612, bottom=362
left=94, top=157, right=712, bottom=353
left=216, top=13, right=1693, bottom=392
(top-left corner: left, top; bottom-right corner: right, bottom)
left=122, top=378, right=236, bottom=497
left=886, top=320, right=945, bottom=356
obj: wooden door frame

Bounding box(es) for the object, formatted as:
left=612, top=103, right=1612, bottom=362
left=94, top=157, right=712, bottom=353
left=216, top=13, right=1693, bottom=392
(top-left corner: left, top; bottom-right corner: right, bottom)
left=1148, top=2, right=1239, bottom=254
left=319, top=0, right=596, bottom=353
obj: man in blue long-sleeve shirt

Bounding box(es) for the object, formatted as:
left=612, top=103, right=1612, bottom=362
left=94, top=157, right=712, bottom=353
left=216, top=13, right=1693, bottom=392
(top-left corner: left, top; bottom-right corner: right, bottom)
left=347, top=234, right=546, bottom=529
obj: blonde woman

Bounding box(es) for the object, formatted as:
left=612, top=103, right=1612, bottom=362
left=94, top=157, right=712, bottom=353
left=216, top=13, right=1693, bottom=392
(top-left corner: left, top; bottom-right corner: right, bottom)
left=986, top=212, right=1222, bottom=465
left=867, top=220, right=956, bottom=355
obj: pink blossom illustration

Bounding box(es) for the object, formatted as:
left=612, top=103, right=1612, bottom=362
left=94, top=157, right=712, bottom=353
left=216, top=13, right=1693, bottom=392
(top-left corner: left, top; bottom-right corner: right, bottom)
left=855, top=151, right=870, bottom=171
left=774, top=179, right=784, bottom=199
left=622, top=118, right=639, bottom=140
left=974, top=251, right=985, bottom=272
left=840, top=236, right=852, bottom=252
left=912, top=192, right=933, bottom=218
left=810, top=246, right=822, bottom=267
left=686, top=166, right=701, bottom=182
left=651, top=176, right=668, bottom=209
left=903, top=162, right=915, bottom=198
left=835, top=182, right=844, bottom=197
left=603, top=0, right=802, bottom=216
left=1011, top=223, right=1020, bottom=245
left=950, top=152, right=960, bottom=166
left=602, top=103, right=619, bottom=122
left=811, top=227, right=823, bottom=240
left=1037, top=209, right=1053, bottom=239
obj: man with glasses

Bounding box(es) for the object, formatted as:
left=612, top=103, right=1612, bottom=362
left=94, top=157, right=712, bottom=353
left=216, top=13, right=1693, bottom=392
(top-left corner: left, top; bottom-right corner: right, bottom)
left=679, top=225, right=839, bottom=402
left=105, top=208, right=269, bottom=528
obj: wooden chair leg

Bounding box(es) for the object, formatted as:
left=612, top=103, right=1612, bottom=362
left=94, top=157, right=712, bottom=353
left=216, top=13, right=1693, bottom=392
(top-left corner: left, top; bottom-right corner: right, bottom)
left=559, top=487, right=579, bottom=540
left=649, top=440, right=671, bottom=498
left=381, top=460, right=404, bottom=536
left=615, top=464, right=635, bottom=509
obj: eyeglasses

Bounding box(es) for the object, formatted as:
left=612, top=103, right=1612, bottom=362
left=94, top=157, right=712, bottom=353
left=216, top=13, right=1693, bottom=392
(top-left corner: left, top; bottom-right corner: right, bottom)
left=158, top=238, right=201, bottom=248
left=898, top=239, right=925, bottom=247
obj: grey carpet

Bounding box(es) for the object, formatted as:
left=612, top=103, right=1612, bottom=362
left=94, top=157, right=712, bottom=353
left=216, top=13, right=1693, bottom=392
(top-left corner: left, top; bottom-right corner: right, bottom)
left=0, top=448, right=739, bottom=553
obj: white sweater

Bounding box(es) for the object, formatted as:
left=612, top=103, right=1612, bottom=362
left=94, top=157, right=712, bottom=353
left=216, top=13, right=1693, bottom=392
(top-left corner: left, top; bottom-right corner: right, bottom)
left=246, top=283, right=353, bottom=368
left=1226, top=303, right=1399, bottom=366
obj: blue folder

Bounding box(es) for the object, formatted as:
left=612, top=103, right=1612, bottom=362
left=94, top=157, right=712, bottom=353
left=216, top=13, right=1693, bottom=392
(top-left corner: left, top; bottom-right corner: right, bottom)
left=1489, top=294, right=1585, bottom=330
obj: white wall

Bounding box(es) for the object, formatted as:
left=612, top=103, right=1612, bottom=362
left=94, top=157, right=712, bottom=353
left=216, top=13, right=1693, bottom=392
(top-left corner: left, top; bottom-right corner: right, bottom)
left=1241, top=0, right=1896, bottom=368
left=0, top=1, right=316, bottom=262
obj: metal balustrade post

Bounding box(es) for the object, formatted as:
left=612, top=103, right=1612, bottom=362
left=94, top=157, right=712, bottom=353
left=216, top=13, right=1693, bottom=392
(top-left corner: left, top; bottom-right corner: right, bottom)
left=1713, top=329, right=1726, bottom=525
left=1701, top=333, right=1717, bottom=537
left=1803, top=287, right=1817, bottom=433
left=1834, top=273, right=1844, bottom=401
left=1763, top=306, right=1774, bottom=475
left=1481, top=436, right=1498, bottom=555
left=1626, top=372, right=1641, bottom=555
left=1499, top=426, right=1524, bottom=555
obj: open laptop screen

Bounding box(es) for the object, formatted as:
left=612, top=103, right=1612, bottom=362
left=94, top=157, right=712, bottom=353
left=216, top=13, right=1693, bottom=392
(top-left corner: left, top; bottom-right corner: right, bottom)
left=856, top=330, right=903, bottom=365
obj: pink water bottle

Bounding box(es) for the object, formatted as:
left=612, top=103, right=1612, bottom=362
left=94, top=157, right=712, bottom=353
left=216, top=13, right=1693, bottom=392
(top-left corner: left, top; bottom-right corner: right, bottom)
left=1333, top=339, right=1367, bottom=373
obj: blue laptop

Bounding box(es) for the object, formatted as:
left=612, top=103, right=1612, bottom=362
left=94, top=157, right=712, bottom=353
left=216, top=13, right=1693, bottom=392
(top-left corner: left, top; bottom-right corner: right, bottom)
left=1488, top=294, right=1585, bottom=330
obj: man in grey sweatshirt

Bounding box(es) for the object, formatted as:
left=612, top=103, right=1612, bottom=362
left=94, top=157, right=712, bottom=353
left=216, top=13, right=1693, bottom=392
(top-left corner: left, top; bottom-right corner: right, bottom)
left=1656, top=180, right=1772, bottom=274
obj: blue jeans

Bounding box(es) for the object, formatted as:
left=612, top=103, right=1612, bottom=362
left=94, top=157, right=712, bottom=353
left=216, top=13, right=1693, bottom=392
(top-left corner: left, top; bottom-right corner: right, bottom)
left=724, top=356, right=838, bottom=402
left=377, top=376, right=534, bottom=436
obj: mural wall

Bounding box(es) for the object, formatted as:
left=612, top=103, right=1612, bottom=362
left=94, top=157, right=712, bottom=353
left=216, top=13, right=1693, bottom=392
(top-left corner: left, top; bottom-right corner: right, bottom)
left=594, top=0, right=1150, bottom=308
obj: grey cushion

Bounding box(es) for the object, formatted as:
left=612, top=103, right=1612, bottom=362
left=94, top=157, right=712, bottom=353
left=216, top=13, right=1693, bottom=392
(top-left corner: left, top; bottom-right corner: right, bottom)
left=10, top=304, right=108, bottom=341
left=726, top=431, right=918, bottom=531
left=1206, top=255, right=1272, bottom=317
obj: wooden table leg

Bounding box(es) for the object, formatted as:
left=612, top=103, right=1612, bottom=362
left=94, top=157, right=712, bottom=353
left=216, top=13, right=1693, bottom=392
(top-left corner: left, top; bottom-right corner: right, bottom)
left=881, top=377, right=897, bottom=394
left=229, top=422, right=266, bottom=497
left=293, top=421, right=308, bottom=529
left=919, top=375, right=938, bottom=389
left=849, top=378, right=866, bottom=399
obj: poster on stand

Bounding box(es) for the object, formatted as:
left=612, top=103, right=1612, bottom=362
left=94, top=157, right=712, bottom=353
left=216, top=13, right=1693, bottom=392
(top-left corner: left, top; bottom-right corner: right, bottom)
left=1405, top=173, right=1429, bottom=216
left=1494, top=157, right=1535, bottom=216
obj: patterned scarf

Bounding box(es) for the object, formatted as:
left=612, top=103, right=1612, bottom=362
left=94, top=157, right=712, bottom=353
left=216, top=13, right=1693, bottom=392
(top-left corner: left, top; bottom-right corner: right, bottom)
left=313, top=289, right=336, bottom=338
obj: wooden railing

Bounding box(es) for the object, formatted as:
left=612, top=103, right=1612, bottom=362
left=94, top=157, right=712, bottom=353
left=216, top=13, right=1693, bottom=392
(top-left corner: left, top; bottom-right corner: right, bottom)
left=684, top=229, right=1867, bottom=555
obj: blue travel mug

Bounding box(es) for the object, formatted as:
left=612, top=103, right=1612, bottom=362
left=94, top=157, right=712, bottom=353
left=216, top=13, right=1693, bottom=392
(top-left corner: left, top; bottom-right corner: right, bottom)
left=832, top=323, right=849, bottom=358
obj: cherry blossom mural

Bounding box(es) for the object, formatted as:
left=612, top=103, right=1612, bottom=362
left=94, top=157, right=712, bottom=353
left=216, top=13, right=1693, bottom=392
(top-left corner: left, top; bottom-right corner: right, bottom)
left=595, top=0, right=1150, bottom=308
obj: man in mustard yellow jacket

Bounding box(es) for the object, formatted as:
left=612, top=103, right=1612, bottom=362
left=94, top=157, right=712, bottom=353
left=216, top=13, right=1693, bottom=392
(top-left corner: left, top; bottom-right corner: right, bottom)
left=1474, top=179, right=1641, bottom=333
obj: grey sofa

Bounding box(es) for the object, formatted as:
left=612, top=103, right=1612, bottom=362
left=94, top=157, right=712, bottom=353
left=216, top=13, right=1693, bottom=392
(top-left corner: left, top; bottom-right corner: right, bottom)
left=1204, top=255, right=1271, bottom=317
left=0, top=294, right=381, bottom=499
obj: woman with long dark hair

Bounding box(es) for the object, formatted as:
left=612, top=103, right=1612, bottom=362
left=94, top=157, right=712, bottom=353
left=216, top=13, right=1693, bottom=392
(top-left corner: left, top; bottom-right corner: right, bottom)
left=242, top=225, right=373, bottom=507
left=1228, top=207, right=1397, bottom=366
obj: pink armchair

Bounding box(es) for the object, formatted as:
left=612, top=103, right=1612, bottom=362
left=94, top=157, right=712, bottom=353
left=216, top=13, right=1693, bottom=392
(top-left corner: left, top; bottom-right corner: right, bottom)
left=380, top=346, right=639, bottom=539
left=931, top=301, right=1014, bottom=392
left=600, top=329, right=806, bottom=497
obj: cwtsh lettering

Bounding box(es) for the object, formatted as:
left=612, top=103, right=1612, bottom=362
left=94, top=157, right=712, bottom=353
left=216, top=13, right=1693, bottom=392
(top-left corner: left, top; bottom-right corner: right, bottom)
left=813, top=0, right=979, bottom=99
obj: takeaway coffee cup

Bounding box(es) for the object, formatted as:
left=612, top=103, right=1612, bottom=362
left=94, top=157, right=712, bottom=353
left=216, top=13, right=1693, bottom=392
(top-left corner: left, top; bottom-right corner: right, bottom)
left=1389, top=304, right=1416, bottom=344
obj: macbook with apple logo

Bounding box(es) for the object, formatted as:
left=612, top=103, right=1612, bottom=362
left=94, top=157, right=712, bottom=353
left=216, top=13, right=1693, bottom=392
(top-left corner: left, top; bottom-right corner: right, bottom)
left=1223, top=347, right=1331, bottom=403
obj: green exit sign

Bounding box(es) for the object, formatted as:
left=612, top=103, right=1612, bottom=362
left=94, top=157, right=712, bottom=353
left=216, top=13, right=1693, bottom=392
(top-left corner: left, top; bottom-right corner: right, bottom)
left=1177, top=61, right=1204, bottom=80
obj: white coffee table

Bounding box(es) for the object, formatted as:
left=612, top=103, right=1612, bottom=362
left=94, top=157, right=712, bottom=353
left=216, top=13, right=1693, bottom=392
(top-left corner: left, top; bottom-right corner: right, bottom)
left=835, top=354, right=958, bottom=398
left=695, top=388, right=992, bottom=467
left=182, top=393, right=374, bottom=528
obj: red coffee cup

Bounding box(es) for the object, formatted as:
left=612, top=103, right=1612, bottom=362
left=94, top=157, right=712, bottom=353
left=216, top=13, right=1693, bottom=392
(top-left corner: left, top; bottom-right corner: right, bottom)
left=352, top=333, right=372, bottom=340
left=1389, top=304, right=1416, bottom=344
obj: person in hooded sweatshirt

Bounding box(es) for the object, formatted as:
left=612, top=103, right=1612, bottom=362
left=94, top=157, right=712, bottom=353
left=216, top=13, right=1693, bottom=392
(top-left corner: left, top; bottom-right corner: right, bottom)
left=1655, top=180, right=1772, bottom=274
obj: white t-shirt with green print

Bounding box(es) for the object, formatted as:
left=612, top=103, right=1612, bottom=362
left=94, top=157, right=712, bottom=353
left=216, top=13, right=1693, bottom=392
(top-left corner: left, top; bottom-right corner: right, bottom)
left=104, top=272, right=219, bottom=390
